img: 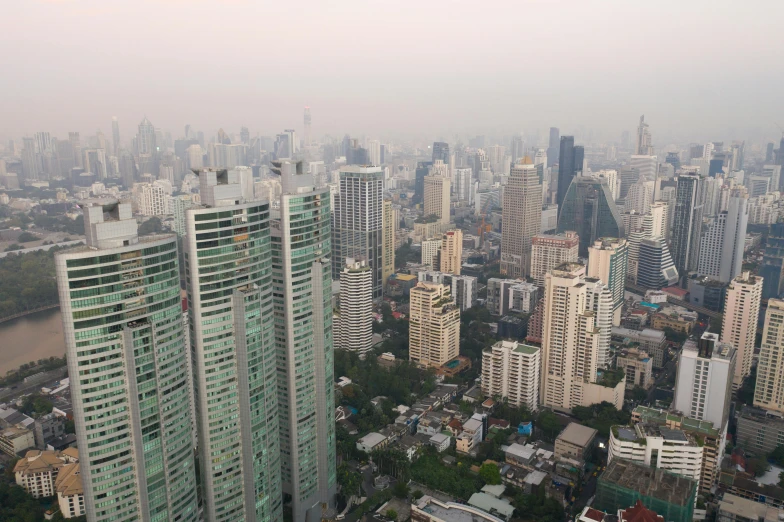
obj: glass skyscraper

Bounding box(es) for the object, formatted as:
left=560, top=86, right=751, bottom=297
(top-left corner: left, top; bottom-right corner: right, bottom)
left=557, top=176, right=624, bottom=257
left=270, top=160, right=337, bottom=522
left=185, top=169, right=282, bottom=522
left=55, top=202, right=198, bottom=522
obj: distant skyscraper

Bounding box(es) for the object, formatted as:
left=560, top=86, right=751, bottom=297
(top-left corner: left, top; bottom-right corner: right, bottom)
left=304, top=107, right=311, bottom=147
left=587, top=238, right=629, bottom=326
left=432, top=141, right=450, bottom=164
left=332, top=165, right=384, bottom=299
left=721, top=271, right=762, bottom=389
left=636, top=115, right=653, bottom=155
left=424, top=167, right=451, bottom=224
left=56, top=202, right=199, bottom=522
left=453, top=166, right=472, bottom=202
left=530, top=232, right=580, bottom=287
left=697, top=190, right=748, bottom=283
left=557, top=176, right=624, bottom=257
left=137, top=116, right=155, bottom=155
left=269, top=160, right=336, bottom=521
left=766, top=142, right=775, bottom=163
left=111, top=116, right=121, bottom=157
left=671, top=174, right=704, bottom=280
left=439, top=229, right=463, bottom=275
left=368, top=139, right=381, bottom=165
left=335, top=259, right=373, bottom=358
left=185, top=169, right=283, bottom=522
left=409, top=282, right=460, bottom=368
left=21, top=137, right=38, bottom=181
left=382, top=200, right=396, bottom=289
left=547, top=127, right=559, bottom=168
left=762, top=223, right=784, bottom=299
left=501, top=159, right=542, bottom=278
left=414, top=161, right=432, bottom=205
left=673, top=332, right=735, bottom=430
left=68, top=131, right=82, bottom=168
left=556, top=136, right=576, bottom=207
left=754, top=299, right=784, bottom=414
left=510, top=136, right=524, bottom=163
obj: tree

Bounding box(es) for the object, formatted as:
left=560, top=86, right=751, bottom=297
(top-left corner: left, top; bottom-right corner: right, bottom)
left=386, top=509, right=398, bottom=520
left=479, top=463, right=501, bottom=485
left=392, top=480, right=409, bottom=499
left=772, top=446, right=784, bottom=467
left=412, top=489, right=423, bottom=499
left=746, top=457, right=768, bottom=477
left=336, top=463, right=362, bottom=498
left=630, top=386, right=648, bottom=403
left=138, top=217, right=163, bottom=236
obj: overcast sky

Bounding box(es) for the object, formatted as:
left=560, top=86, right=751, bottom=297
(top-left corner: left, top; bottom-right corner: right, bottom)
left=2, top=0, right=783, bottom=145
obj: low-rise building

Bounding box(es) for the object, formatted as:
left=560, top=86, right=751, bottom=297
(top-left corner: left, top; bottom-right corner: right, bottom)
left=356, top=432, right=389, bottom=453
left=13, top=449, right=78, bottom=498
left=717, top=493, right=784, bottom=522
left=1, top=425, right=35, bottom=456
left=456, top=418, right=484, bottom=454
left=411, top=495, right=507, bottom=522
left=652, top=309, right=695, bottom=334
left=611, top=327, right=668, bottom=368
left=56, top=461, right=85, bottom=518
left=33, top=413, right=66, bottom=449
left=616, top=348, right=653, bottom=390
left=430, top=433, right=451, bottom=452
left=555, top=423, right=598, bottom=462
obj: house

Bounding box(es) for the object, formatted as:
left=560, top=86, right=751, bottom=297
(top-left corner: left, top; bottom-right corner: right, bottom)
left=456, top=418, right=484, bottom=454
left=356, top=432, right=389, bottom=453
left=397, top=435, right=424, bottom=462
left=56, top=461, right=84, bottom=518
left=430, top=433, right=451, bottom=452
left=416, top=415, right=443, bottom=437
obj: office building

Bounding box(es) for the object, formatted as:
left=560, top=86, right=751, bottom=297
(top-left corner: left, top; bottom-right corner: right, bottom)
left=453, top=166, right=472, bottom=202
left=451, top=274, right=478, bottom=311
left=421, top=238, right=442, bottom=268
left=630, top=155, right=657, bottom=181
left=672, top=333, right=735, bottom=430
left=440, top=229, right=463, bottom=274
left=636, top=237, right=678, bottom=289
left=530, top=231, right=579, bottom=287
left=424, top=171, right=451, bottom=224
left=55, top=202, right=198, bottom=522
left=697, top=190, right=749, bottom=283
left=304, top=106, right=312, bottom=147
left=721, top=272, right=762, bottom=389
left=409, top=282, right=460, bottom=368
left=540, top=263, right=623, bottom=411
left=557, top=176, right=624, bottom=257
left=382, top=200, right=396, bottom=288
left=556, top=136, right=576, bottom=207
left=762, top=223, right=784, bottom=299
left=414, top=161, right=432, bottom=205
left=619, top=166, right=640, bottom=200
left=432, top=141, right=450, bottom=164
left=331, top=165, right=384, bottom=299
left=547, top=127, right=559, bottom=168
left=636, top=115, right=653, bottom=155
left=481, top=340, right=540, bottom=411
left=763, top=164, right=782, bottom=193
left=671, top=174, right=704, bottom=279
left=501, top=159, right=542, bottom=278
left=184, top=169, right=282, bottom=522
left=754, top=300, right=784, bottom=414
left=587, top=238, right=628, bottom=325
left=335, top=259, right=373, bottom=358
left=68, top=131, right=82, bottom=168
left=624, top=179, right=654, bottom=214
left=486, top=278, right=517, bottom=316
left=269, top=159, right=336, bottom=521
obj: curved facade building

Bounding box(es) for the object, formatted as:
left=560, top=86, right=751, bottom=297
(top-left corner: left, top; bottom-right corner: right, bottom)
left=55, top=202, right=198, bottom=522
left=556, top=176, right=624, bottom=257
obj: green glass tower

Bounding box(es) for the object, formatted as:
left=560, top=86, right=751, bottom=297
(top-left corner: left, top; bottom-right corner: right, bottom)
left=55, top=202, right=198, bottom=522
left=185, top=169, right=282, bottom=522
left=270, top=160, right=337, bottom=521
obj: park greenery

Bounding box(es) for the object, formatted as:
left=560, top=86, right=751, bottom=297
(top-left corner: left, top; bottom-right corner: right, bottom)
left=507, top=485, right=566, bottom=522
left=0, top=356, right=67, bottom=386
left=571, top=402, right=632, bottom=438
left=19, top=394, right=54, bottom=417
left=0, top=247, right=65, bottom=319
left=138, top=216, right=164, bottom=236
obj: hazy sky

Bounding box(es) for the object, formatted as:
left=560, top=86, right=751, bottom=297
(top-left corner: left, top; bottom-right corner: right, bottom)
left=3, top=0, right=783, bottom=145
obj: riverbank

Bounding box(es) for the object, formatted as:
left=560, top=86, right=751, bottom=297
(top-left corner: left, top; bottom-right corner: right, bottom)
left=0, top=307, right=65, bottom=376
left=0, top=304, right=60, bottom=325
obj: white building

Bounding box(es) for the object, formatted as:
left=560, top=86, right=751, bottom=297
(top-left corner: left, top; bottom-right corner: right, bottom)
left=530, top=231, right=579, bottom=287
left=56, top=460, right=85, bottom=519
left=755, top=300, right=784, bottom=415
left=335, top=259, right=374, bottom=358
left=481, top=340, right=540, bottom=410
left=673, top=332, right=735, bottom=430
left=698, top=190, right=749, bottom=283
left=13, top=449, right=79, bottom=499
left=587, top=237, right=628, bottom=327
left=596, top=169, right=619, bottom=201
left=421, top=237, right=442, bottom=268
left=135, top=180, right=169, bottom=215
left=630, top=155, right=657, bottom=181
left=721, top=271, right=762, bottom=389
left=508, top=282, right=538, bottom=313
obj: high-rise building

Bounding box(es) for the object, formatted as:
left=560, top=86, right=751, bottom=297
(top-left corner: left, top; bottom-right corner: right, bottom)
left=618, top=166, right=639, bottom=200
left=762, top=223, right=784, bottom=299
left=530, top=231, right=580, bottom=287
left=624, top=179, right=654, bottom=214
left=547, top=127, right=559, bottom=168
left=304, top=106, right=312, bottom=147
left=367, top=140, right=381, bottom=166
left=82, top=148, right=106, bottom=179
left=451, top=275, right=478, bottom=311
left=55, top=202, right=199, bottom=522
left=721, top=272, right=762, bottom=389
left=111, top=116, right=121, bottom=157
left=432, top=141, right=450, bottom=164
left=409, top=282, right=460, bottom=368
left=424, top=171, right=451, bottom=224
left=21, top=137, right=38, bottom=181
left=556, top=136, right=576, bottom=207
left=481, top=340, right=540, bottom=411
left=331, top=165, right=384, bottom=299
left=68, top=131, right=82, bottom=168
left=135, top=181, right=168, bottom=216
left=671, top=174, right=704, bottom=280
left=501, top=159, right=542, bottom=278
left=269, top=160, right=336, bottom=521
left=440, top=230, right=463, bottom=275
left=414, top=161, right=432, bottom=205
left=672, top=333, right=735, bottom=430
left=540, top=263, right=621, bottom=411
left=334, top=259, right=373, bottom=358
left=421, top=237, right=441, bottom=268
left=630, top=155, right=657, bottom=181
left=453, top=166, right=472, bottom=202
left=636, top=237, right=679, bottom=289
left=635, top=115, right=653, bottom=156
left=557, top=176, right=624, bottom=257
left=185, top=169, right=283, bottom=522
left=137, top=116, right=156, bottom=156
left=754, top=299, right=784, bottom=414
left=587, top=238, right=629, bottom=326
left=697, top=190, right=748, bottom=283
left=382, top=200, right=396, bottom=289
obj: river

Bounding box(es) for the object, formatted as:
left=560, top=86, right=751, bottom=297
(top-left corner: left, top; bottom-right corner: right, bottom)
left=0, top=308, right=65, bottom=376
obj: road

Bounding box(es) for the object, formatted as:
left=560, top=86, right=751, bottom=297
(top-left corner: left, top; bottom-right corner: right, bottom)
left=646, top=359, right=676, bottom=405
left=0, top=367, right=68, bottom=402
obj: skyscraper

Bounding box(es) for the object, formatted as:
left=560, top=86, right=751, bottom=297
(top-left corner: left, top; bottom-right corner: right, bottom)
left=137, top=116, right=156, bottom=155
left=501, top=159, right=543, bottom=278
left=530, top=231, right=580, bottom=287
left=55, top=202, right=198, bottom=522
left=68, top=131, right=82, bottom=168
left=331, top=165, right=384, bottom=299
left=304, top=106, right=312, bottom=147
left=754, top=299, right=784, bottom=414
left=269, top=159, right=336, bottom=521
left=432, top=141, right=450, bottom=164
left=409, top=282, right=460, bottom=368
left=697, top=190, right=748, bottom=283
left=439, top=229, right=463, bottom=275
left=112, top=116, right=121, bottom=157
left=382, top=200, right=396, bottom=289
left=636, top=115, right=653, bottom=155
left=334, top=259, right=373, bottom=358
left=762, top=223, right=784, bottom=299
left=636, top=237, right=679, bottom=289
left=413, top=161, right=432, bottom=205
left=185, top=169, right=282, bottom=522
left=556, top=176, right=624, bottom=257
left=424, top=169, right=451, bottom=224
left=21, top=137, right=38, bottom=181
left=481, top=340, right=540, bottom=411
left=547, top=127, right=559, bottom=168
left=721, top=272, right=762, bottom=389
left=671, top=174, right=704, bottom=280
left=587, top=238, right=629, bottom=326
left=672, top=333, right=735, bottom=430
left=556, top=136, right=576, bottom=207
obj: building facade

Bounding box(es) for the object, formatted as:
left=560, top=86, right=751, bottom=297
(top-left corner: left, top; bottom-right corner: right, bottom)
left=440, top=229, right=463, bottom=275
left=409, top=282, right=460, bottom=368
left=481, top=340, right=540, bottom=411
left=501, top=159, right=542, bottom=278
left=754, top=299, right=784, bottom=415
left=697, top=190, right=749, bottom=283
left=335, top=259, right=374, bottom=358
left=530, top=232, right=579, bottom=287
left=721, top=272, right=762, bottom=389
left=556, top=177, right=624, bottom=257
left=382, top=200, right=396, bottom=289
left=587, top=238, right=629, bottom=325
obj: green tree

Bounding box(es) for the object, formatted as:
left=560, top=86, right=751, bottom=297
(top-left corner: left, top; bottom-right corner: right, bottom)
left=630, top=386, right=648, bottom=403
left=412, top=489, right=423, bottom=499
left=479, top=463, right=501, bottom=485
left=138, top=216, right=163, bottom=235
left=746, top=458, right=768, bottom=477
left=336, top=463, right=362, bottom=498
left=392, top=480, right=409, bottom=499
left=386, top=509, right=398, bottom=520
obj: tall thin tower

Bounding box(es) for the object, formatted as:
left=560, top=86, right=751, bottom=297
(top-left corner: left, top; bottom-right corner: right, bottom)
left=55, top=202, right=199, bottom=522
left=501, top=158, right=542, bottom=278
left=270, top=160, right=337, bottom=522
left=304, top=106, right=312, bottom=147
left=185, top=169, right=283, bottom=522
left=112, top=116, right=121, bottom=157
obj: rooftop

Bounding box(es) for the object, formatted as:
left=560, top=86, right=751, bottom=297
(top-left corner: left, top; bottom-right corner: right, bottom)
left=557, top=422, right=598, bottom=447
left=718, top=493, right=781, bottom=521
left=632, top=406, right=719, bottom=437
left=600, top=458, right=697, bottom=507
left=414, top=495, right=506, bottom=522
